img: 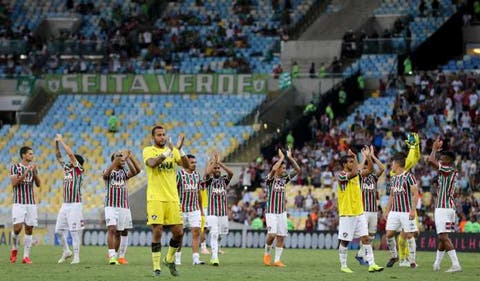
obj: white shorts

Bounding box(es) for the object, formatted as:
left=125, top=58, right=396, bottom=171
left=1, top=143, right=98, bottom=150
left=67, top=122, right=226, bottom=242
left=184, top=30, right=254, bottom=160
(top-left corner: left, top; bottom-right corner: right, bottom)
left=434, top=208, right=456, bottom=234
left=338, top=214, right=368, bottom=242
left=105, top=207, right=132, bottom=231
left=206, top=215, right=229, bottom=235
left=182, top=210, right=201, bottom=228
left=12, top=204, right=38, bottom=227
left=55, top=203, right=84, bottom=231
left=386, top=211, right=418, bottom=233
left=266, top=212, right=288, bottom=236
left=365, top=211, right=378, bottom=234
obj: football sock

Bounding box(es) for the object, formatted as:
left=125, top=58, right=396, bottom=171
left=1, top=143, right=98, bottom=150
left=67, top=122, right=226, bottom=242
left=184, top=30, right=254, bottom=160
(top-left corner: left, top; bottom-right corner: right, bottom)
left=119, top=235, right=128, bottom=258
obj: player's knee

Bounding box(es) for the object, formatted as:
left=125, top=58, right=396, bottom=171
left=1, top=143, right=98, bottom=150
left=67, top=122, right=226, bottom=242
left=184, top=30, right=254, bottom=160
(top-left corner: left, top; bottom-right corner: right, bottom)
left=24, top=226, right=33, bottom=235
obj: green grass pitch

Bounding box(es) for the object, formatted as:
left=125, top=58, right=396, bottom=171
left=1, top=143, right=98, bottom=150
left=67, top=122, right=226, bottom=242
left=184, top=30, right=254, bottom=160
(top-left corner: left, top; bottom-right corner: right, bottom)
left=0, top=245, right=478, bottom=281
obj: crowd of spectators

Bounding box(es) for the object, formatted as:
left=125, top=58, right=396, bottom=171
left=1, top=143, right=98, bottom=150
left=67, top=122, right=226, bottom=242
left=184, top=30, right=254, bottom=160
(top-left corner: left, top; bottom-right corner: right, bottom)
left=0, top=0, right=302, bottom=77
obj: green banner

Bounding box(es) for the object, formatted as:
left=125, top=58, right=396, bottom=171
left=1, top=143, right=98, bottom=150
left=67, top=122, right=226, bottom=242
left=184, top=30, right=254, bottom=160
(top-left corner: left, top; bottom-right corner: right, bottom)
left=16, top=76, right=36, bottom=95
left=45, top=74, right=268, bottom=95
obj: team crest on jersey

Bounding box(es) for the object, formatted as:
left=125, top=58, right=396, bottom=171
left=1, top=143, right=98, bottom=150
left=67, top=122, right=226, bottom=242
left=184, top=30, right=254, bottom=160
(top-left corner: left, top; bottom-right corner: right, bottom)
left=343, top=232, right=348, bottom=238
left=151, top=215, right=158, bottom=220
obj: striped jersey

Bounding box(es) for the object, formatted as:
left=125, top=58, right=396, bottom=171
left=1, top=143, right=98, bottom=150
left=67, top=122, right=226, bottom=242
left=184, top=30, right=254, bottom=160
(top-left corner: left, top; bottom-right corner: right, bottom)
left=265, top=172, right=295, bottom=214
left=435, top=164, right=457, bottom=209
left=62, top=163, right=84, bottom=203
left=203, top=175, right=230, bottom=216
left=104, top=168, right=130, bottom=208
left=390, top=171, right=417, bottom=212
left=360, top=173, right=378, bottom=212
left=177, top=169, right=201, bottom=212
left=10, top=163, right=36, bottom=204
left=337, top=171, right=363, bottom=216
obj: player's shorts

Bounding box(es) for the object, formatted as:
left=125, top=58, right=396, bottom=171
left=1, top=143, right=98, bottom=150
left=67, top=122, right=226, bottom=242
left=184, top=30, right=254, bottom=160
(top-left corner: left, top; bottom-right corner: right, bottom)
left=266, top=212, right=288, bottom=236
left=182, top=210, right=201, bottom=228
left=338, top=214, right=368, bottom=242
left=55, top=203, right=84, bottom=232
left=434, top=208, right=456, bottom=234
left=206, top=215, right=229, bottom=235
left=12, top=204, right=38, bottom=227
left=364, top=211, right=378, bottom=234
left=147, top=200, right=183, bottom=225
left=386, top=211, right=418, bottom=233
left=105, top=207, right=133, bottom=231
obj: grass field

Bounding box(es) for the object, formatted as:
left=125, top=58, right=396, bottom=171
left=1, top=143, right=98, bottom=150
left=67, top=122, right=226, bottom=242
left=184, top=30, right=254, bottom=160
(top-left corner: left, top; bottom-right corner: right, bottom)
left=0, top=245, right=478, bottom=281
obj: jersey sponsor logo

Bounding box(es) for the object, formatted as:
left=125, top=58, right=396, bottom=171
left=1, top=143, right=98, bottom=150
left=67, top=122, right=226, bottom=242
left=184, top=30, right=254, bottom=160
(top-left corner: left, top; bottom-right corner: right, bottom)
left=158, top=162, right=173, bottom=170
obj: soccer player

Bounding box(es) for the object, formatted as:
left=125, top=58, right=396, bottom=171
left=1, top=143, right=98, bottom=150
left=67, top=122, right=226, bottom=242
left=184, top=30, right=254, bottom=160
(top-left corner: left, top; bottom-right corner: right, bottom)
left=9, top=146, right=41, bottom=264
left=54, top=134, right=85, bottom=264
left=263, top=147, right=300, bottom=267
left=394, top=133, right=421, bottom=267
left=143, top=126, right=189, bottom=276
left=203, top=152, right=233, bottom=266
left=199, top=187, right=210, bottom=255
left=428, top=138, right=462, bottom=272
left=384, top=152, right=420, bottom=268
left=175, top=154, right=205, bottom=265
left=355, top=145, right=385, bottom=265
left=103, top=149, right=141, bottom=265
left=337, top=148, right=383, bottom=273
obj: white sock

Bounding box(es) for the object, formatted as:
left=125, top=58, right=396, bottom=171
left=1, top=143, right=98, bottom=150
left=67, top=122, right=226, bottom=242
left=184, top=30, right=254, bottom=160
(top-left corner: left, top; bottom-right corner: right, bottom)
left=201, top=242, right=207, bottom=250
left=108, top=249, right=116, bottom=258
left=12, top=232, right=19, bottom=250
left=211, top=233, right=219, bottom=259
left=265, top=244, right=272, bottom=255
left=339, top=244, right=348, bottom=267
left=71, top=231, right=80, bottom=259
left=447, top=250, right=460, bottom=267
left=175, top=251, right=181, bottom=263
left=363, top=244, right=375, bottom=266
left=387, top=237, right=398, bottom=258
left=407, top=238, right=416, bottom=263
left=434, top=250, right=445, bottom=265
left=357, top=240, right=364, bottom=257
left=24, top=235, right=32, bottom=258
left=119, top=235, right=128, bottom=258
left=274, top=247, right=283, bottom=262
left=192, top=252, right=200, bottom=263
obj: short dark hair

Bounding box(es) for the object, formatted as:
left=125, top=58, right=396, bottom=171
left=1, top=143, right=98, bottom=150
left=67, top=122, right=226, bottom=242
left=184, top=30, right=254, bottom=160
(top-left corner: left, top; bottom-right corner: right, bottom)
left=111, top=152, right=123, bottom=162
left=441, top=151, right=455, bottom=163
left=340, top=155, right=353, bottom=166
left=392, top=152, right=406, bottom=167
left=75, top=154, right=85, bottom=167
left=187, top=154, right=195, bottom=159
left=19, top=146, right=32, bottom=159
left=151, top=125, right=164, bottom=136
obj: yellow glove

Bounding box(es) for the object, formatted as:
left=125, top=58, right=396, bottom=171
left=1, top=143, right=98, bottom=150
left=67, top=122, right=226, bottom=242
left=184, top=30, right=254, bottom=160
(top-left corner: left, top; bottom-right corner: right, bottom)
left=404, top=132, right=420, bottom=172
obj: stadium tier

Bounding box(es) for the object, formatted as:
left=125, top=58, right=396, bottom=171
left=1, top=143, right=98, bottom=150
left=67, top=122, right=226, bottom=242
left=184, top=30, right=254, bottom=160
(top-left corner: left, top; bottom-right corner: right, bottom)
left=374, top=0, right=455, bottom=49
left=442, top=55, right=480, bottom=72
left=0, top=93, right=266, bottom=217
left=343, top=55, right=397, bottom=78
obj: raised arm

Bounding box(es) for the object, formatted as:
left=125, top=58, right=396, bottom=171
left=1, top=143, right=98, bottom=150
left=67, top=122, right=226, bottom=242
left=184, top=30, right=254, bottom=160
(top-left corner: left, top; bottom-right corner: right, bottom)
left=370, top=145, right=385, bottom=178
left=286, top=147, right=301, bottom=175
left=428, top=138, right=442, bottom=170
left=345, top=149, right=359, bottom=179
left=218, top=161, right=234, bottom=181
left=55, top=135, right=64, bottom=166
left=125, top=150, right=140, bottom=178
left=56, top=134, right=78, bottom=166
left=103, top=156, right=121, bottom=180
left=176, top=133, right=189, bottom=169
left=359, top=146, right=373, bottom=177
left=268, top=149, right=285, bottom=178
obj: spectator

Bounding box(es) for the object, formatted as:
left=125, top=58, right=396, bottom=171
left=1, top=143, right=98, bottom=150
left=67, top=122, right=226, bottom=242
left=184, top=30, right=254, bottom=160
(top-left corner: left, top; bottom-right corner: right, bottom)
left=458, top=213, right=467, bottom=232
left=251, top=215, right=264, bottom=230
left=303, top=101, right=316, bottom=116
left=292, top=61, right=299, bottom=78
left=294, top=191, right=304, bottom=211
left=304, top=214, right=315, bottom=232
left=309, top=63, right=316, bottom=78
left=286, top=213, right=294, bottom=231
left=317, top=211, right=328, bottom=231
left=318, top=62, right=327, bottom=78
left=463, top=215, right=479, bottom=233
left=286, top=130, right=294, bottom=148
left=304, top=189, right=314, bottom=211
left=108, top=110, right=119, bottom=133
